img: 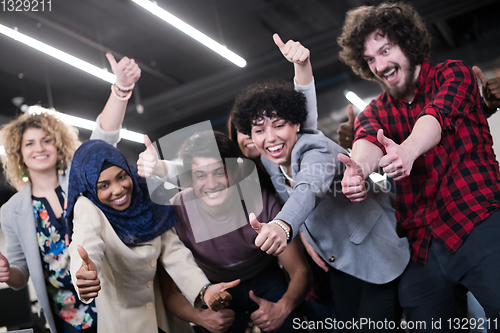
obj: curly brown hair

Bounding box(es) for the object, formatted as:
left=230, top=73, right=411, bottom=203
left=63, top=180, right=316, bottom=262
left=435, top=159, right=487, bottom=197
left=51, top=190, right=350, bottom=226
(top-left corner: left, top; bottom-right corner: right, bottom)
left=0, top=111, right=81, bottom=190
left=337, top=1, right=431, bottom=81
left=231, top=81, right=308, bottom=136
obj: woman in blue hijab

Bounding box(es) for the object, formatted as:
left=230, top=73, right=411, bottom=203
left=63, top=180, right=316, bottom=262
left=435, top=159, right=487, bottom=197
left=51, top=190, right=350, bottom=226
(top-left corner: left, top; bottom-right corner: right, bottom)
left=67, top=140, right=239, bottom=333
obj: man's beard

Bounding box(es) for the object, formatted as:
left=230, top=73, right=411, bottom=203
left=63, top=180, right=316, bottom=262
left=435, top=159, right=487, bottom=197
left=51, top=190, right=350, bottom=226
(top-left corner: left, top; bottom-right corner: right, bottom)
left=376, top=62, right=417, bottom=100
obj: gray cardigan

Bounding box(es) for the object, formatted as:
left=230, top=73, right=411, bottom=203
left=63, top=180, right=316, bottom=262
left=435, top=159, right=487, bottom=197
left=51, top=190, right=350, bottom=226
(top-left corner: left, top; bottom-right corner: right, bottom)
left=0, top=118, right=120, bottom=333
left=261, top=129, right=410, bottom=284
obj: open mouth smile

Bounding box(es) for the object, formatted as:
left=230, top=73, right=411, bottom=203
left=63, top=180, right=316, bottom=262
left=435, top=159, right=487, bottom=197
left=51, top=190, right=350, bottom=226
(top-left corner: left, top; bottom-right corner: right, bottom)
left=266, top=144, right=284, bottom=157
left=382, top=67, right=399, bottom=84
left=112, top=194, right=128, bottom=205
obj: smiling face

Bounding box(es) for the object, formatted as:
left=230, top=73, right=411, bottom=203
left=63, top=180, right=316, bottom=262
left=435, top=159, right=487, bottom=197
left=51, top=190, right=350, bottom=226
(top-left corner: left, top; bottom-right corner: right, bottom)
left=364, top=30, right=420, bottom=101
left=191, top=157, right=236, bottom=211
left=21, top=127, right=58, bottom=175
left=236, top=131, right=260, bottom=160
left=97, top=166, right=133, bottom=211
left=250, top=116, right=299, bottom=168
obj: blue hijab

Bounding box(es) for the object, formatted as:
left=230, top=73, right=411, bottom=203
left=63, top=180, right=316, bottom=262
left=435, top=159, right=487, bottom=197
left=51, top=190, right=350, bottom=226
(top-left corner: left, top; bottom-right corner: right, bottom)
left=67, top=140, right=177, bottom=244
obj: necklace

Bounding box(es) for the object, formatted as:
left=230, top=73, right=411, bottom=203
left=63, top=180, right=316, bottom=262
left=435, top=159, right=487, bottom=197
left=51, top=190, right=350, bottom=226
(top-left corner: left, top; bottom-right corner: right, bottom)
left=279, top=165, right=293, bottom=182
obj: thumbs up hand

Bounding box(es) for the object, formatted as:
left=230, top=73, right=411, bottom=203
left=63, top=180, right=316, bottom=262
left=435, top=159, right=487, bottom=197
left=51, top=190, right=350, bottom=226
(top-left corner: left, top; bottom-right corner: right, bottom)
left=204, top=279, right=241, bottom=312
left=338, top=153, right=367, bottom=202
left=378, top=129, right=415, bottom=181
left=0, top=251, right=10, bottom=283
left=337, top=104, right=356, bottom=149
left=273, top=33, right=310, bottom=65
left=250, top=213, right=289, bottom=256
left=106, top=53, right=141, bottom=88
left=473, top=65, right=500, bottom=111
left=249, top=290, right=287, bottom=332
left=338, top=104, right=356, bottom=149
left=75, top=245, right=101, bottom=301
left=137, top=135, right=164, bottom=178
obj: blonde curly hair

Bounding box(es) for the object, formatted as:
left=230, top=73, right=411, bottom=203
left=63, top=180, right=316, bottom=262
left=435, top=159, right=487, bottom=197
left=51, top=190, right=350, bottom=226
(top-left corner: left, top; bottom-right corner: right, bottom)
left=0, top=112, right=81, bottom=190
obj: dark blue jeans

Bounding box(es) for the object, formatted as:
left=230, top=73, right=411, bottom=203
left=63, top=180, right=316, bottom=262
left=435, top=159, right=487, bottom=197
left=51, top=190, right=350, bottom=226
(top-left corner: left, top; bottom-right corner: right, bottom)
left=203, top=261, right=294, bottom=333
left=399, top=209, right=500, bottom=332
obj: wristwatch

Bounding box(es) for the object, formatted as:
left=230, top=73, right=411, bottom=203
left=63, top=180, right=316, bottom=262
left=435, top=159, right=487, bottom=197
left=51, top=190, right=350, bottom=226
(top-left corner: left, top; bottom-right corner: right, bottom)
left=199, top=282, right=212, bottom=308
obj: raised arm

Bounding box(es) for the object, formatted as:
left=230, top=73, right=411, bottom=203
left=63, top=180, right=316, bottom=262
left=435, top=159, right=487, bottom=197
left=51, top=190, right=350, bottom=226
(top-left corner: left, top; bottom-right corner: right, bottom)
left=273, top=33, right=312, bottom=86
left=91, top=53, right=141, bottom=145
left=273, top=33, right=317, bottom=130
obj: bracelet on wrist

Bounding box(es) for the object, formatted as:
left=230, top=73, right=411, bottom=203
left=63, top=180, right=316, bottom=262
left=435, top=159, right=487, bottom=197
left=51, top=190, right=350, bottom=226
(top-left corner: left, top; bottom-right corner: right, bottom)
left=114, top=82, right=135, bottom=92
left=111, top=84, right=132, bottom=101
left=269, top=220, right=290, bottom=241
left=481, top=97, right=499, bottom=114
left=199, top=282, right=212, bottom=308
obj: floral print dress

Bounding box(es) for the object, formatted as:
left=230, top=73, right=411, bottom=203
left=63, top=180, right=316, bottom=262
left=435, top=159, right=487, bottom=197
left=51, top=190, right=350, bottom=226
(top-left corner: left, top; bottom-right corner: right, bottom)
left=33, top=186, right=97, bottom=330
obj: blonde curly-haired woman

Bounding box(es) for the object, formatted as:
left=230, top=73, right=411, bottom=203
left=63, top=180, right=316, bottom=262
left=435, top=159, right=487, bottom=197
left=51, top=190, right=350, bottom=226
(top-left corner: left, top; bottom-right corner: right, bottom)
left=0, top=53, right=140, bottom=333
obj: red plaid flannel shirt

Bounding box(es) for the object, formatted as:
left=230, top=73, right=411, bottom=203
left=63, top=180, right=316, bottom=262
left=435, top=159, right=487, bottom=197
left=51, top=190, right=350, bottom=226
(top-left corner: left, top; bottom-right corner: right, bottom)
left=355, top=60, right=500, bottom=264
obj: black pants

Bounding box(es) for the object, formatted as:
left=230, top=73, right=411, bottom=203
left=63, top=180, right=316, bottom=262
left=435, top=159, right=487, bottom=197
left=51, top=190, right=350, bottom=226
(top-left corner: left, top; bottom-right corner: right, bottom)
left=399, top=210, right=500, bottom=332
left=329, top=269, right=401, bottom=332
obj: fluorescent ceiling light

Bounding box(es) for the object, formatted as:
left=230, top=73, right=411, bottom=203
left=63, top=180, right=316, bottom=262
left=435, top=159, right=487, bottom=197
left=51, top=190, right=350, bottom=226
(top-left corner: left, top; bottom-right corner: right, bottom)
left=131, top=0, right=246, bottom=68
left=345, top=91, right=368, bottom=112
left=27, top=105, right=144, bottom=143
left=0, top=23, right=115, bottom=83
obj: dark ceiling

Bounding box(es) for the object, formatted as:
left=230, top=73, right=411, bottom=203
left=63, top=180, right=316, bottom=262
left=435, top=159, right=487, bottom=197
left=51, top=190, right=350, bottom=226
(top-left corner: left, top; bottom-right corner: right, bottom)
left=0, top=0, right=499, bottom=164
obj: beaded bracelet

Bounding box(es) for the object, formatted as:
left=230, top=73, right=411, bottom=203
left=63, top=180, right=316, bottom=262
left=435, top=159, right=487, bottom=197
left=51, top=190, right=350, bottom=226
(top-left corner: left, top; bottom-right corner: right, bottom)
left=111, top=84, right=132, bottom=101
left=114, top=82, right=135, bottom=92
left=269, top=220, right=290, bottom=241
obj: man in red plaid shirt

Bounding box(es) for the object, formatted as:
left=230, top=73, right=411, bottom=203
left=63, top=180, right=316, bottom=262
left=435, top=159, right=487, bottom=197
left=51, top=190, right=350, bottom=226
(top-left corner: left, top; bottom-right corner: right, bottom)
left=337, top=1, right=500, bottom=329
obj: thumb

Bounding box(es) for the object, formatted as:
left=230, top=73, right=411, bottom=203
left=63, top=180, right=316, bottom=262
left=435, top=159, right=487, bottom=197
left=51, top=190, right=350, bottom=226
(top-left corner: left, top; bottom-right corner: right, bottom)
left=473, top=66, right=487, bottom=87
left=377, top=129, right=393, bottom=148
left=144, top=134, right=152, bottom=148
left=495, top=67, right=500, bottom=78
left=273, top=33, right=285, bottom=49
left=347, top=104, right=355, bottom=126
left=249, top=290, right=264, bottom=306
left=106, top=53, right=118, bottom=71
left=220, top=279, right=241, bottom=291
left=249, top=213, right=262, bottom=233
left=77, top=245, right=95, bottom=272
left=337, top=153, right=353, bottom=168
left=0, top=251, right=7, bottom=266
